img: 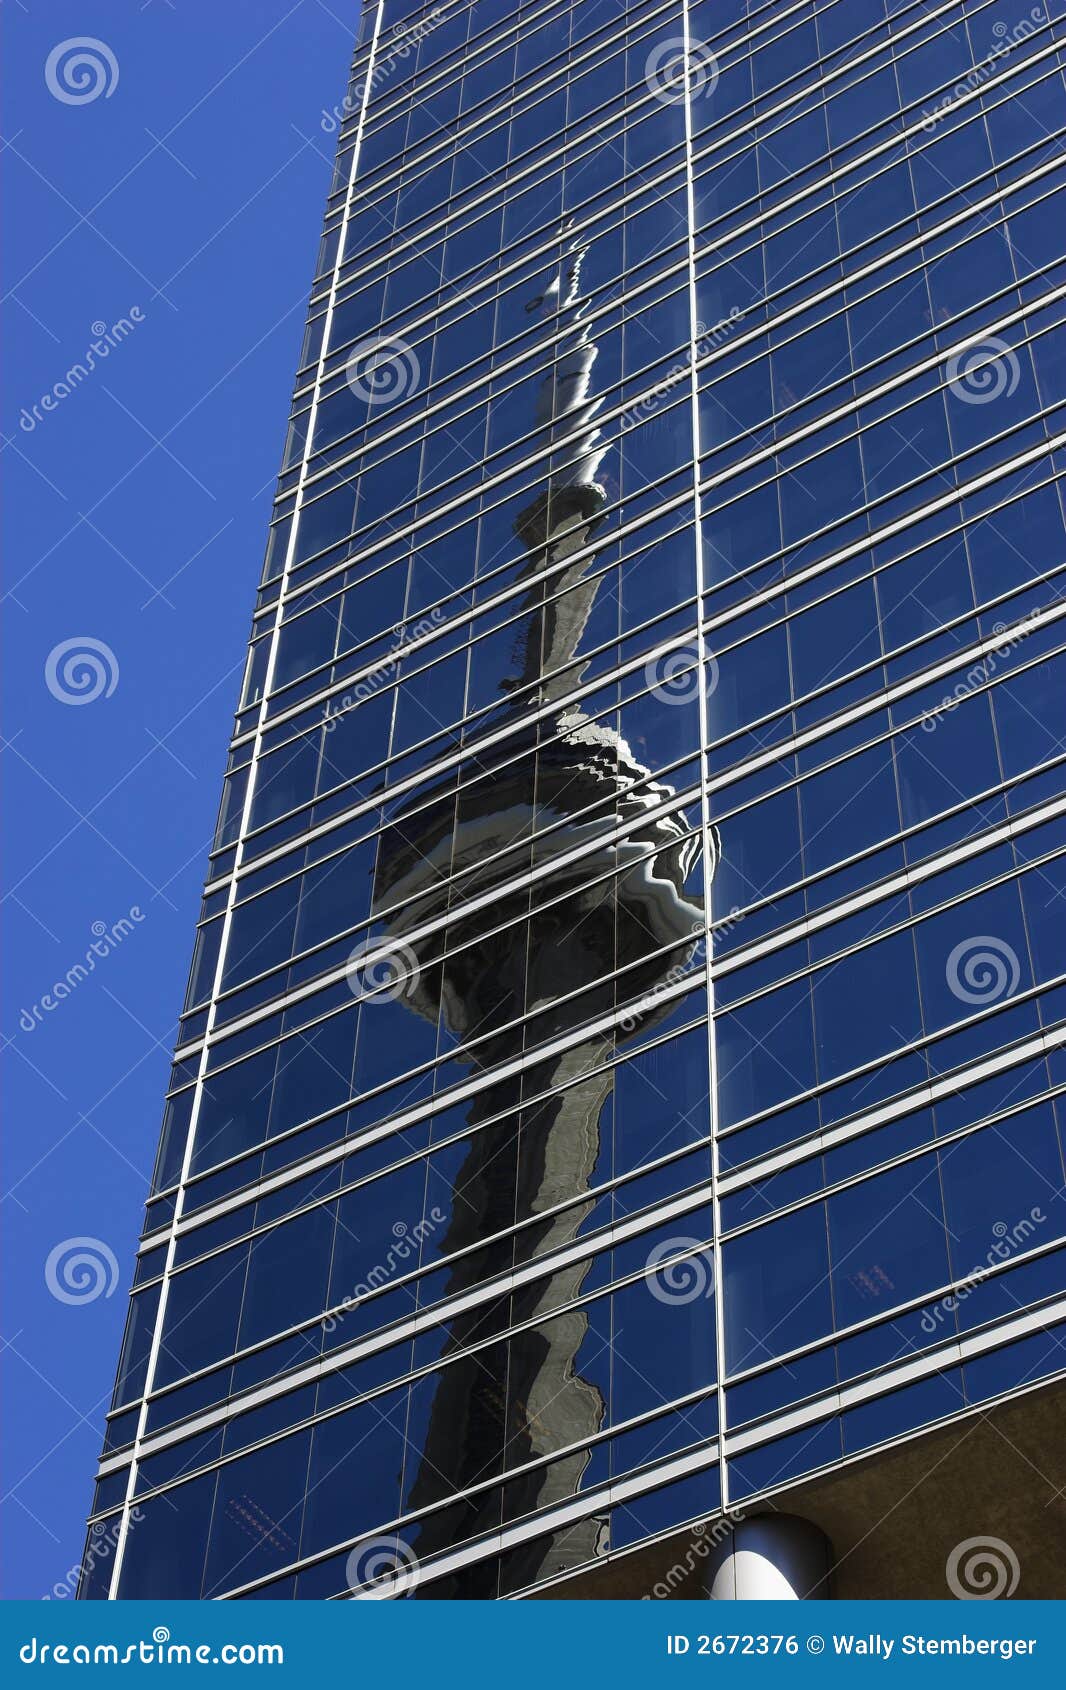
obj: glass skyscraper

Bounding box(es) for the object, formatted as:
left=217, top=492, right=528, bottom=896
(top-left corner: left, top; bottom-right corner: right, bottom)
left=84, top=0, right=1066, bottom=1600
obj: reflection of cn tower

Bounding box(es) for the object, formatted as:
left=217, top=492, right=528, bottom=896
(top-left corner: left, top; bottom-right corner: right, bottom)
left=369, top=236, right=709, bottom=1594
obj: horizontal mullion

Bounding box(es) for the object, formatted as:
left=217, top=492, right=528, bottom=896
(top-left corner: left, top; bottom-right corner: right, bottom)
left=111, top=1184, right=717, bottom=1460
left=256, top=279, right=1066, bottom=741
left=200, top=594, right=1066, bottom=1054
left=322, top=0, right=979, bottom=317
left=151, top=1007, right=710, bottom=1234
left=154, top=981, right=1065, bottom=1283
left=223, top=1316, right=1066, bottom=1598
left=277, top=149, right=1066, bottom=604
left=722, top=1077, right=1066, bottom=1236
left=206, top=558, right=1066, bottom=1032
left=299, top=35, right=1064, bottom=479
left=248, top=345, right=1066, bottom=812
left=207, top=435, right=1066, bottom=912
left=140, top=1153, right=714, bottom=1407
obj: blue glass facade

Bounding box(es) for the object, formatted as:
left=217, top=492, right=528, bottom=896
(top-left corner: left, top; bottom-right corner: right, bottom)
left=85, top=0, right=1066, bottom=1599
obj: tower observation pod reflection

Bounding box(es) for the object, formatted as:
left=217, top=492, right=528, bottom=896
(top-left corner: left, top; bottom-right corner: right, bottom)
left=88, top=0, right=1066, bottom=1602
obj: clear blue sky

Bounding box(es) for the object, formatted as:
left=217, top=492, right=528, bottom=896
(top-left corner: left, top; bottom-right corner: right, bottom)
left=1, top=0, right=356, bottom=1599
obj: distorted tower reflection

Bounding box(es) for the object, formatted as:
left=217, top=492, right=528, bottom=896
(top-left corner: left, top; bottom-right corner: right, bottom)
left=367, top=236, right=712, bottom=1593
